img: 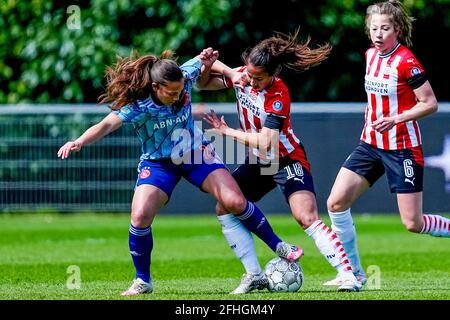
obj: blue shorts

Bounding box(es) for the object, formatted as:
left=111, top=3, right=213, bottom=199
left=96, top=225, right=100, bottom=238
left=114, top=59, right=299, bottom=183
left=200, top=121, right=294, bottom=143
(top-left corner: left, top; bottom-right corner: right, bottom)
left=343, top=142, right=424, bottom=193
left=232, top=157, right=315, bottom=203
left=135, top=146, right=226, bottom=199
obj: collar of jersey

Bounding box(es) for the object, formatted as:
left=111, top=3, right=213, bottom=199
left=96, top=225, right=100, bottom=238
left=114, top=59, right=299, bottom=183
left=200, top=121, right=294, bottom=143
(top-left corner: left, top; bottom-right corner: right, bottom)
left=378, top=42, right=401, bottom=58
left=148, top=93, right=166, bottom=108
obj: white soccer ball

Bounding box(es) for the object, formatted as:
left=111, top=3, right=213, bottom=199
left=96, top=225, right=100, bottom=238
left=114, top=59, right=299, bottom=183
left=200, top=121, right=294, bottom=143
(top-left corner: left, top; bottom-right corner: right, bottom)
left=264, top=257, right=303, bottom=292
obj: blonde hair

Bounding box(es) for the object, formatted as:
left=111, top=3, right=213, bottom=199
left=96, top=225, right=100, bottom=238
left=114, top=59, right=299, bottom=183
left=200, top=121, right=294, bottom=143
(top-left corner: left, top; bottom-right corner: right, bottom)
left=365, top=0, right=415, bottom=47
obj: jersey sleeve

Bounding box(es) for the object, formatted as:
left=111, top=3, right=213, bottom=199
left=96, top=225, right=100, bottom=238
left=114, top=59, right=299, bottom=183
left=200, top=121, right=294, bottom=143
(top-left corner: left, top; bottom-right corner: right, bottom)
left=223, top=74, right=233, bottom=88
left=180, top=57, right=202, bottom=91
left=263, top=88, right=290, bottom=130
left=264, top=90, right=290, bottom=118
left=113, top=103, right=142, bottom=123
left=398, top=54, right=427, bottom=89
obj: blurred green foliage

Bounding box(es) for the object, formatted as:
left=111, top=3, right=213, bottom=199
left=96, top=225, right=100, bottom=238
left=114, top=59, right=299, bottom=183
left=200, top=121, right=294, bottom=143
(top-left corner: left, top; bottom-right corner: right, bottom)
left=0, top=0, right=449, bottom=104
left=0, top=0, right=240, bottom=104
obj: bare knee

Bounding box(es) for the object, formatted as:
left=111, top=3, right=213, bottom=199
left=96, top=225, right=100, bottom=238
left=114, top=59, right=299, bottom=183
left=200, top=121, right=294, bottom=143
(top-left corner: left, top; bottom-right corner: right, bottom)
left=220, top=193, right=247, bottom=214
left=401, top=217, right=422, bottom=233
left=288, top=192, right=319, bottom=229
left=327, top=196, right=351, bottom=213
left=397, top=193, right=424, bottom=233
left=295, top=211, right=319, bottom=229
left=131, top=208, right=152, bottom=228
left=216, top=202, right=230, bottom=215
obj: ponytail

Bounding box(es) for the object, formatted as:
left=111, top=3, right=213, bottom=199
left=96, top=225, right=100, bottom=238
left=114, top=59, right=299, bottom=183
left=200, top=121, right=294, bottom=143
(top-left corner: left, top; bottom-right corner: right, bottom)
left=99, top=50, right=182, bottom=110
left=242, top=27, right=332, bottom=76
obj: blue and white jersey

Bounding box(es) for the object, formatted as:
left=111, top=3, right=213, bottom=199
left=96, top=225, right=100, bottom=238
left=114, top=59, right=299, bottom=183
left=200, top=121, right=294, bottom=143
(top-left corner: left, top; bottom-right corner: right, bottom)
left=114, top=58, right=208, bottom=161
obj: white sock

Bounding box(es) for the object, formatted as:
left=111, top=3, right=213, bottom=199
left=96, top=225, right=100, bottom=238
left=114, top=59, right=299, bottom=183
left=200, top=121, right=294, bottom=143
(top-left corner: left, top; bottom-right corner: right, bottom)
left=421, top=214, right=450, bottom=237
left=329, top=208, right=365, bottom=276
left=305, top=219, right=353, bottom=274
left=218, top=214, right=262, bottom=274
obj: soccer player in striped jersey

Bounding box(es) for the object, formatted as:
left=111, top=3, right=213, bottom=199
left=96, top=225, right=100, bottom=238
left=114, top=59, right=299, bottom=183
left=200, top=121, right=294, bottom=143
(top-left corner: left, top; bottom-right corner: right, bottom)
left=325, top=0, right=448, bottom=287
left=200, top=29, right=362, bottom=292
left=57, top=48, right=302, bottom=295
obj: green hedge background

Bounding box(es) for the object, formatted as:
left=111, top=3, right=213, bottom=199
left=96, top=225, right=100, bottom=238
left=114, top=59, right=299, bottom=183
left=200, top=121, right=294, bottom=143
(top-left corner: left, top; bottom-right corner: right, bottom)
left=1, top=0, right=449, bottom=104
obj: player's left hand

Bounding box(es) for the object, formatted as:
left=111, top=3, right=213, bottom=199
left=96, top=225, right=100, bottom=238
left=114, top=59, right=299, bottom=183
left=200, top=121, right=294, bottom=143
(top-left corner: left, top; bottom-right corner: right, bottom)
left=199, top=47, right=219, bottom=68
left=203, top=109, right=229, bottom=135
left=371, top=116, right=397, bottom=133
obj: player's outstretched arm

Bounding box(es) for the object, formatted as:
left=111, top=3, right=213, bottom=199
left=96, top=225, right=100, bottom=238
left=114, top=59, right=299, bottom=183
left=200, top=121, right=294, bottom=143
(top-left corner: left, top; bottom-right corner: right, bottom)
left=198, top=60, right=248, bottom=90
left=210, top=60, right=246, bottom=88
left=196, top=47, right=219, bottom=88
left=57, top=112, right=123, bottom=159
left=197, top=73, right=227, bottom=91
left=203, top=109, right=275, bottom=150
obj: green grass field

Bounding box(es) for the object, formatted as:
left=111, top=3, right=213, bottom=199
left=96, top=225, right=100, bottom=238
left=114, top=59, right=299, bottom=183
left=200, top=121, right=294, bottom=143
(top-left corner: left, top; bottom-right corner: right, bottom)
left=0, top=213, right=448, bottom=300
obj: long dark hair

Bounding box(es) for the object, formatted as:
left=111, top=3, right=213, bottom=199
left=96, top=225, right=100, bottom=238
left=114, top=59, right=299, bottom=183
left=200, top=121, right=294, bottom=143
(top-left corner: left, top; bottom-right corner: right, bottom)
left=241, top=27, right=332, bottom=76
left=99, top=50, right=183, bottom=110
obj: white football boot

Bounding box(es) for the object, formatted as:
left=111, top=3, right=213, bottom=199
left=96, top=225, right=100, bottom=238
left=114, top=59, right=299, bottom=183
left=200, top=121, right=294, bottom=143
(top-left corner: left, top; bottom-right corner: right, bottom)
left=230, top=272, right=269, bottom=294
left=121, top=278, right=153, bottom=296
left=323, top=270, right=367, bottom=287
left=336, top=272, right=363, bottom=292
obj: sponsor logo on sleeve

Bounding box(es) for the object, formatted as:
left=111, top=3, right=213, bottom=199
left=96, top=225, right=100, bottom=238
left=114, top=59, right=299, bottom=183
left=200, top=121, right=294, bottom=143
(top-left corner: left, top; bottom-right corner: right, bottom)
left=273, top=100, right=283, bottom=111
left=411, top=67, right=421, bottom=76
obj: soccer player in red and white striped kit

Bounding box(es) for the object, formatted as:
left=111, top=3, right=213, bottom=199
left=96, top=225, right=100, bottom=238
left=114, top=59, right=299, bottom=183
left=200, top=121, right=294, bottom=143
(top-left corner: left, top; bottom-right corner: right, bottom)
left=201, top=28, right=361, bottom=292
left=325, top=0, right=449, bottom=287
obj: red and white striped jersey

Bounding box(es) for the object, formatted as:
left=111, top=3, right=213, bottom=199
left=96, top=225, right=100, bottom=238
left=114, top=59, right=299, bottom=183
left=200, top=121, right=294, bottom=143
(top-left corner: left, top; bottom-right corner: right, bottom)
left=361, top=44, right=425, bottom=150
left=225, top=67, right=310, bottom=171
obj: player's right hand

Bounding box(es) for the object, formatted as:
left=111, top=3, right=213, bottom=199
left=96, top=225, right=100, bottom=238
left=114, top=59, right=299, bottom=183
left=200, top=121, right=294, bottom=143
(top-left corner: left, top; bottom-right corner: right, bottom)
left=57, top=141, right=82, bottom=159
left=230, top=71, right=249, bottom=90
left=199, top=47, right=219, bottom=68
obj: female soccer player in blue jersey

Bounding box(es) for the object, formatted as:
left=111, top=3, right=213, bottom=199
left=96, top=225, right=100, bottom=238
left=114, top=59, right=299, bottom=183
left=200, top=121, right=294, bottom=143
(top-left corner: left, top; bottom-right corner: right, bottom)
left=57, top=48, right=301, bottom=295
